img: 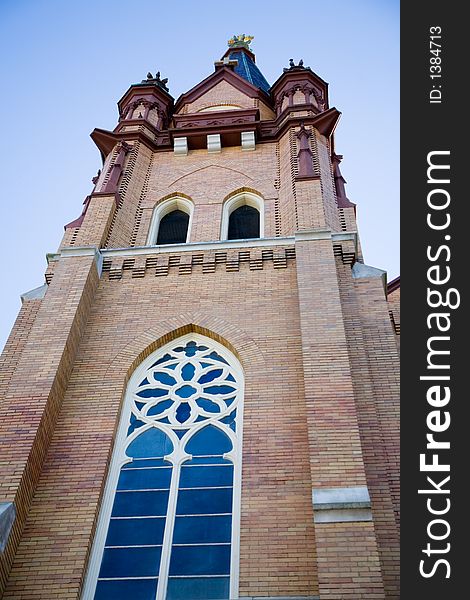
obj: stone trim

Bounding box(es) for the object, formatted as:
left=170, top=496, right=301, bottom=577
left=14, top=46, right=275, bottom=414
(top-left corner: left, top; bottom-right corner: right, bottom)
left=207, top=133, right=222, bottom=153
left=47, top=231, right=357, bottom=262
left=20, top=283, right=48, bottom=303
left=47, top=247, right=103, bottom=277
left=0, top=502, right=15, bottom=553
left=351, top=262, right=387, bottom=294
left=351, top=262, right=386, bottom=279
left=312, top=486, right=372, bottom=523
left=241, top=131, right=256, bottom=151
left=295, top=229, right=357, bottom=244
left=174, top=137, right=188, bottom=155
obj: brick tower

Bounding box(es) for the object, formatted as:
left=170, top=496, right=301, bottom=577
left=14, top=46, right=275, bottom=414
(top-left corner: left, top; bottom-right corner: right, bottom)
left=0, top=36, right=400, bottom=599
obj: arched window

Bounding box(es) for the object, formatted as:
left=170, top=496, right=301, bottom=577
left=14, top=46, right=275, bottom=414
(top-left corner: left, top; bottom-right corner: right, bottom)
left=147, top=197, right=193, bottom=246
left=82, top=334, right=244, bottom=600
left=156, top=210, right=189, bottom=245
left=228, top=205, right=260, bottom=240
left=221, top=192, right=264, bottom=241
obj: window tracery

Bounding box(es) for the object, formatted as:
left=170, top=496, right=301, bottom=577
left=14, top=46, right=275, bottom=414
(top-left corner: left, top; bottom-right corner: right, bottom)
left=83, top=334, right=243, bottom=600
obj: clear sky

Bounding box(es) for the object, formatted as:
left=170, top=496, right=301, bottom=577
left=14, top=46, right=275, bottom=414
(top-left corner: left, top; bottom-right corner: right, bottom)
left=0, top=0, right=399, bottom=352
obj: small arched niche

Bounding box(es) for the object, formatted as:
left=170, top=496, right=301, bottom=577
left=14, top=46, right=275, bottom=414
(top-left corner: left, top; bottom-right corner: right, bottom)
left=221, top=192, right=264, bottom=241
left=147, top=197, right=193, bottom=245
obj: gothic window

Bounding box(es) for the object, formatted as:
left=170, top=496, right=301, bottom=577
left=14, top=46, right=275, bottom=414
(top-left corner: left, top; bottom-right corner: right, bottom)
left=227, top=205, right=260, bottom=240
left=221, top=192, right=264, bottom=241
left=147, top=197, right=193, bottom=245
left=156, top=210, right=189, bottom=245
left=82, top=334, right=243, bottom=600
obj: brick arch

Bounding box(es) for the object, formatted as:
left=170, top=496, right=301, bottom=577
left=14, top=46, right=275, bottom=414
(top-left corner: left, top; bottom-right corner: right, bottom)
left=150, top=191, right=194, bottom=210
left=222, top=181, right=278, bottom=203
left=105, top=312, right=267, bottom=393
left=146, top=194, right=195, bottom=245
left=222, top=185, right=266, bottom=203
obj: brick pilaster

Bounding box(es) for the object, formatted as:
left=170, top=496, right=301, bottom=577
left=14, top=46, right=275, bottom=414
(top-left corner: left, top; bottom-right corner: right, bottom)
left=295, top=233, right=385, bottom=598
left=0, top=253, right=100, bottom=596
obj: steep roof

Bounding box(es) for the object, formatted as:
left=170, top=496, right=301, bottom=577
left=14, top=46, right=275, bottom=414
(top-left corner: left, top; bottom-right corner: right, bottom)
left=225, top=48, right=270, bottom=93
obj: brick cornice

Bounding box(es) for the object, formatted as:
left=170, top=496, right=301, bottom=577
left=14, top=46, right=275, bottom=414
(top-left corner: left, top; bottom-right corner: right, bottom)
left=91, top=106, right=341, bottom=157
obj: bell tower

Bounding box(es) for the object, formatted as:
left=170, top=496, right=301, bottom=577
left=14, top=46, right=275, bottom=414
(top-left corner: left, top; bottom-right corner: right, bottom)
left=0, top=36, right=400, bottom=599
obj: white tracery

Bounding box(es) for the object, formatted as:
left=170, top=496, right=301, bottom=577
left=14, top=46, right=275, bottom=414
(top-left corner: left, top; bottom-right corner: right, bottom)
left=82, top=333, right=244, bottom=600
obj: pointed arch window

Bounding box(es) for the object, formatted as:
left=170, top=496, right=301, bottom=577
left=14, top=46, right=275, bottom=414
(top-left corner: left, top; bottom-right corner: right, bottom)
left=147, top=197, right=193, bottom=245
left=228, top=205, right=260, bottom=240
left=82, top=334, right=243, bottom=600
left=221, top=192, right=264, bottom=240
left=156, top=210, right=189, bottom=244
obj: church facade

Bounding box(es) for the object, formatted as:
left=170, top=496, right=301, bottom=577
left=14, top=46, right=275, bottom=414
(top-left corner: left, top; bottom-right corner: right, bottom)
left=0, top=37, right=400, bottom=599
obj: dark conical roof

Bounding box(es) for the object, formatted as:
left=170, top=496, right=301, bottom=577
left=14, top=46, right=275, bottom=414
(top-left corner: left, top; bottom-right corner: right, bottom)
left=226, top=48, right=270, bottom=93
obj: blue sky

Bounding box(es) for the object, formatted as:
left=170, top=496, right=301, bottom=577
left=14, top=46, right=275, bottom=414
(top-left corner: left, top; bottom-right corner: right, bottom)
left=0, top=0, right=399, bottom=351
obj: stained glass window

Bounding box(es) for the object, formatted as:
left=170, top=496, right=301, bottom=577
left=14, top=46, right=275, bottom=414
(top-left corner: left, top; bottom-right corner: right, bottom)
left=83, top=335, right=243, bottom=600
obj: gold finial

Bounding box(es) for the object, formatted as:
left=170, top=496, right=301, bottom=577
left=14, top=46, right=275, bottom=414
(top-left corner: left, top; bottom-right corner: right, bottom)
left=228, top=34, right=254, bottom=49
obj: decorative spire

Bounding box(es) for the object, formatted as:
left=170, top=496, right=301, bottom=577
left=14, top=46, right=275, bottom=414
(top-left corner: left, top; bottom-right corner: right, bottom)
left=223, top=35, right=270, bottom=93
left=228, top=34, right=254, bottom=49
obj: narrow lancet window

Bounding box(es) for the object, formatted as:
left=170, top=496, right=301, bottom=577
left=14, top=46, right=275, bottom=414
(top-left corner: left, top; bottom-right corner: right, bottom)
left=156, top=210, right=189, bottom=245
left=227, top=205, right=260, bottom=240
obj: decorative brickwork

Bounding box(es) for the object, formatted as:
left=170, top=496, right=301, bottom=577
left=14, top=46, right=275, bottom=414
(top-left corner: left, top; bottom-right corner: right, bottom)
left=0, top=41, right=399, bottom=600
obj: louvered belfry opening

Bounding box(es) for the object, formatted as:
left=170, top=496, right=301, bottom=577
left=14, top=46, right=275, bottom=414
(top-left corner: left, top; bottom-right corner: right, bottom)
left=227, top=205, right=260, bottom=240
left=157, top=210, right=189, bottom=244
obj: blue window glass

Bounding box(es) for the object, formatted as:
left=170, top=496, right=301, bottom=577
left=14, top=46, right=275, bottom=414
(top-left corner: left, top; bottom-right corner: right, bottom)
left=99, top=546, right=162, bottom=578
left=117, top=466, right=172, bottom=490
left=206, top=351, right=228, bottom=364
left=173, top=515, right=232, bottom=544
left=175, top=401, right=191, bottom=423
left=203, top=384, right=236, bottom=395
left=169, top=545, right=231, bottom=576
left=126, top=428, right=174, bottom=458
left=195, top=398, right=222, bottom=413
left=95, top=578, right=158, bottom=600
left=153, top=372, right=177, bottom=386
left=179, top=464, right=234, bottom=488
left=147, top=400, right=173, bottom=416
left=185, top=425, right=232, bottom=455
left=175, top=384, right=197, bottom=398
left=181, top=363, right=196, bottom=381
left=198, top=368, right=224, bottom=384
left=136, top=387, right=168, bottom=399
left=176, top=488, right=233, bottom=515
left=166, top=577, right=230, bottom=600
left=105, top=517, right=166, bottom=546
left=88, top=337, right=242, bottom=600
left=112, top=490, right=170, bottom=517
left=150, top=353, right=173, bottom=368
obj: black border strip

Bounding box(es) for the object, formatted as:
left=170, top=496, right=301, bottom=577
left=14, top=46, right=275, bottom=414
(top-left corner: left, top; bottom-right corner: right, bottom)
left=401, top=2, right=466, bottom=597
